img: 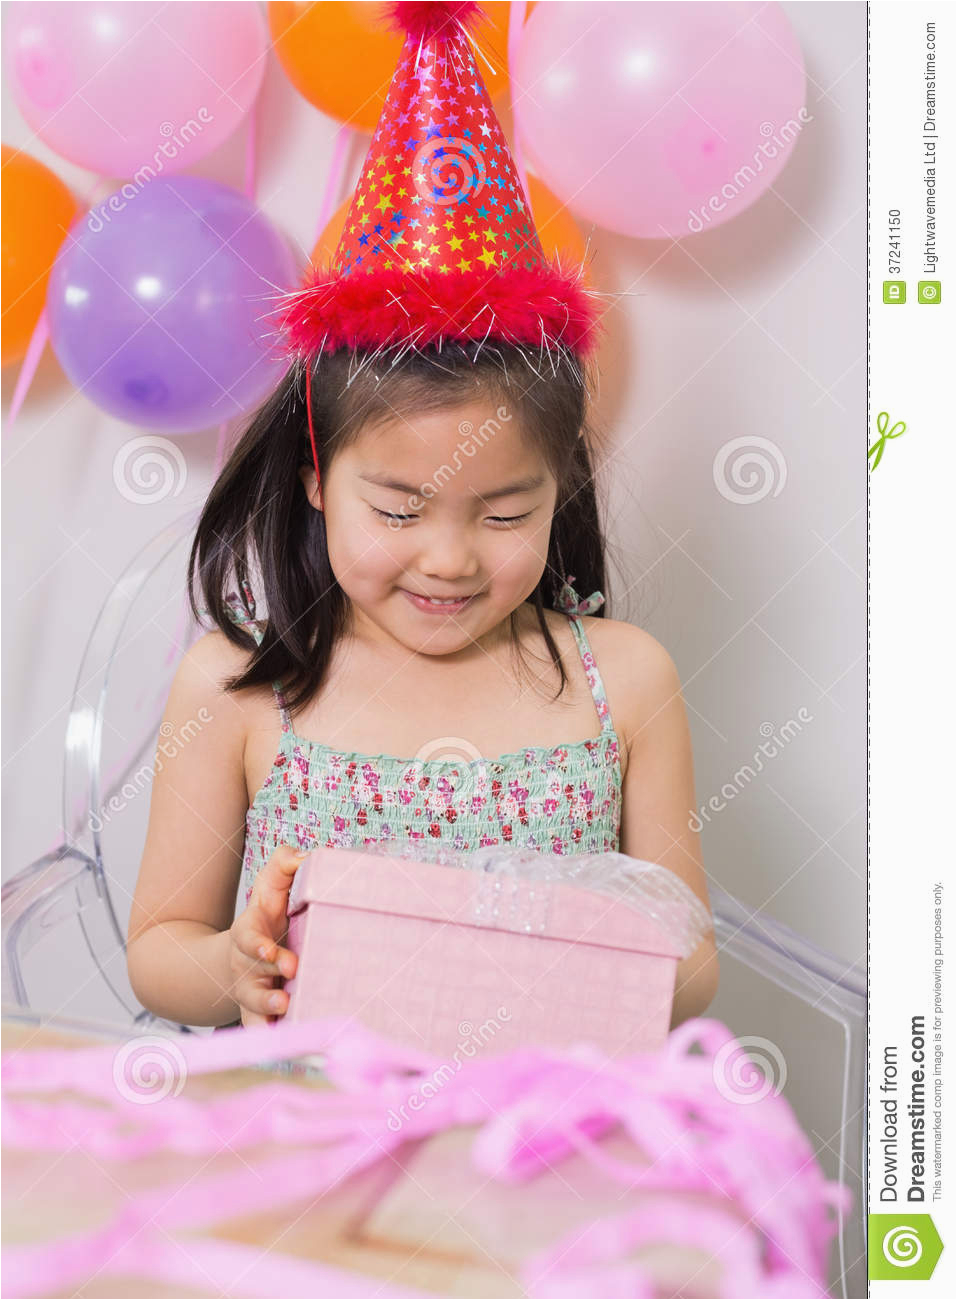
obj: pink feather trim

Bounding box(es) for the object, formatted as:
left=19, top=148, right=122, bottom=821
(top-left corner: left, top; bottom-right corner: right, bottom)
left=385, top=1, right=485, bottom=44
left=277, top=261, right=604, bottom=359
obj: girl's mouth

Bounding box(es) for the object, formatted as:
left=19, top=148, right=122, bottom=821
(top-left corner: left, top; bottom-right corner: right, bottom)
left=400, top=589, right=479, bottom=615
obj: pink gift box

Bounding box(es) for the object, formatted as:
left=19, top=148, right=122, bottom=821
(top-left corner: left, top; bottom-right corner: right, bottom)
left=283, top=846, right=686, bottom=1057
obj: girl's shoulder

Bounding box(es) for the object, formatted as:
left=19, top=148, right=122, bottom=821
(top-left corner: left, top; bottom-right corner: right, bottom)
left=167, top=628, right=271, bottom=746
left=180, top=624, right=256, bottom=683
left=543, top=604, right=675, bottom=669
left=567, top=612, right=684, bottom=753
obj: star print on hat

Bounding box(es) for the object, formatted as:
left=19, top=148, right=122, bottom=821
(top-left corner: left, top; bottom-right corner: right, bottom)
left=272, top=0, right=604, bottom=366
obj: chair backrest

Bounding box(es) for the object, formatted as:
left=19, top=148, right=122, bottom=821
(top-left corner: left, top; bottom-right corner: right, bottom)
left=3, top=507, right=204, bottom=1029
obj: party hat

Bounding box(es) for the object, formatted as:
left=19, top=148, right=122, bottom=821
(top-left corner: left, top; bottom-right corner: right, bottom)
left=273, top=1, right=603, bottom=368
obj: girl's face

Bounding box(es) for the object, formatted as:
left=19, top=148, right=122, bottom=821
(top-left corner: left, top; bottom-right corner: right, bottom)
left=299, top=397, right=560, bottom=657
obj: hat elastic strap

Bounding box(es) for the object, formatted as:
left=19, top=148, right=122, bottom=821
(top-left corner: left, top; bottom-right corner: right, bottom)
left=305, top=365, right=321, bottom=495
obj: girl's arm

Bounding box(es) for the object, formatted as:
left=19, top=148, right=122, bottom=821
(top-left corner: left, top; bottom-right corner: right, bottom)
left=126, top=632, right=252, bottom=1027
left=613, top=624, right=720, bottom=1029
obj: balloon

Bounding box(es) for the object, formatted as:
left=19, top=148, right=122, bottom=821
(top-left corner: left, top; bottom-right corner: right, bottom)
left=1, top=146, right=77, bottom=365
left=513, top=1, right=806, bottom=239
left=523, top=173, right=588, bottom=271
left=269, top=1, right=519, bottom=132
left=46, top=177, right=299, bottom=433
left=5, top=2, right=267, bottom=176
left=312, top=169, right=586, bottom=273
left=311, top=195, right=351, bottom=266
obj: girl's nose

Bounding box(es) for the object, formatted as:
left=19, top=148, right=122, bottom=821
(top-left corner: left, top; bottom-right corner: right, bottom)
left=417, top=528, right=480, bottom=582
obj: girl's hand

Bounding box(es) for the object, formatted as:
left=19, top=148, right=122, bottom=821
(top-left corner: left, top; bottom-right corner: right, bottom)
left=228, top=844, right=308, bottom=1026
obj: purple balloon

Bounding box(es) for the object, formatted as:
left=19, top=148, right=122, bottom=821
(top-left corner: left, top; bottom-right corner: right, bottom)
left=47, top=176, right=300, bottom=432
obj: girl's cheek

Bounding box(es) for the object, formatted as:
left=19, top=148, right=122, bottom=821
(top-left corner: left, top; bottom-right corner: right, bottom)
left=345, top=527, right=408, bottom=587
left=493, top=531, right=546, bottom=579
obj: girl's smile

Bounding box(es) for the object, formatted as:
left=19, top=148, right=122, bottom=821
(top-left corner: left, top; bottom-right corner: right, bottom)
left=399, top=588, right=482, bottom=615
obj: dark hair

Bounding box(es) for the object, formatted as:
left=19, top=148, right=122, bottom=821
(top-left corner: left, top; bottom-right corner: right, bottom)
left=188, top=342, right=609, bottom=719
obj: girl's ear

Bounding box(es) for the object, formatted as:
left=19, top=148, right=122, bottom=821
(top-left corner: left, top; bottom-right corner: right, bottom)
left=298, top=465, right=323, bottom=511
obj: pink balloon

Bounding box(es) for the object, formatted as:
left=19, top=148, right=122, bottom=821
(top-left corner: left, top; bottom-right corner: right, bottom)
left=513, top=1, right=806, bottom=239
left=5, top=1, right=267, bottom=176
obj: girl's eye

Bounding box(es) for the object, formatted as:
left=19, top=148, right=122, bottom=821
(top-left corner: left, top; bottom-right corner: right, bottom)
left=488, top=512, right=533, bottom=527
left=371, top=507, right=417, bottom=523
left=370, top=507, right=532, bottom=527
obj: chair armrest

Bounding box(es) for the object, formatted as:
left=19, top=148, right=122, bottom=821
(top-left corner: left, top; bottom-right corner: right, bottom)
left=711, top=885, right=865, bottom=1017
left=2, top=846, right=100, bottom=1005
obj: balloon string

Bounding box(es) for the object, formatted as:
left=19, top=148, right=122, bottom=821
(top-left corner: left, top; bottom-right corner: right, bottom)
left=6, top=176, right=106, bottom=430
left=159, top=414, right=231, bottom=673
left=508, top=1, right=532, bottom=212
left=6, top=309, right=50, bottom=428
left=244, top=97, right=258, bottom=200
left=179, top=100, right=253, bottom=662
left=313, top=124, right=355, bottom=252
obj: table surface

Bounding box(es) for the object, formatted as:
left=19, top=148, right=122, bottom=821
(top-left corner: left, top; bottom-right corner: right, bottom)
left=2, top=1016, right=731, bottom=1299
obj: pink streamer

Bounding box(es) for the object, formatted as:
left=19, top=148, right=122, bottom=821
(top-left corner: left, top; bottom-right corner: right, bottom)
left=3, top=1205, right=426, bottom=1299
left=2, top=1015, right=851, bottom=1298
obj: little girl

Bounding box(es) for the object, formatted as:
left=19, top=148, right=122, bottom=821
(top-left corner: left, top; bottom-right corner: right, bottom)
left=126, top=0, right=717, bottom=1034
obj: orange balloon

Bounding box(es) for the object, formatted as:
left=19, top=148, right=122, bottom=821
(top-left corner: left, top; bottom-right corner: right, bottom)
left=311, top=194, right=352, bottom=265
left=1, top=146, right=77, bottom=366
left=523, top=172, right=587, bottom=272
left=311, top=168, right=586, bottom=278
left=269, top=1, right=522, bottom=133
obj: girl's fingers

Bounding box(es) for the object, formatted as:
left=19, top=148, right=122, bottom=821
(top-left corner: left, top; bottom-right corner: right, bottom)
left=233, top=846, right=307, bottom=1022
left=252, top=934, right=297, bottom=980
left=234, top=911, right=297, bottom=978
left=252, top=846, right=309, bottom=922
left=241, top=981, right=289, bottom=1020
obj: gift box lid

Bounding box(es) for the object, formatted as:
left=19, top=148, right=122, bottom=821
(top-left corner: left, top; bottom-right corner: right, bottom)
left=287, top=846, right=687, bottom=959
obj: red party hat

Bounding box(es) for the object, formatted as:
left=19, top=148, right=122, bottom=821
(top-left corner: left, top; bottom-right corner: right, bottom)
left=272, top=1, right=604, bottom=368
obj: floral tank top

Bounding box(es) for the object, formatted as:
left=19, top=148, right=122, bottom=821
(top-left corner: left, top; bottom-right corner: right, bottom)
left=224, top=582, right=623, bottom=907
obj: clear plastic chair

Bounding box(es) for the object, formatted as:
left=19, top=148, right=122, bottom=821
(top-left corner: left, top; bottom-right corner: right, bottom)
left=0, top=509, right=866, bottom=1297
left=2, top=508, right=205, bottom=1033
